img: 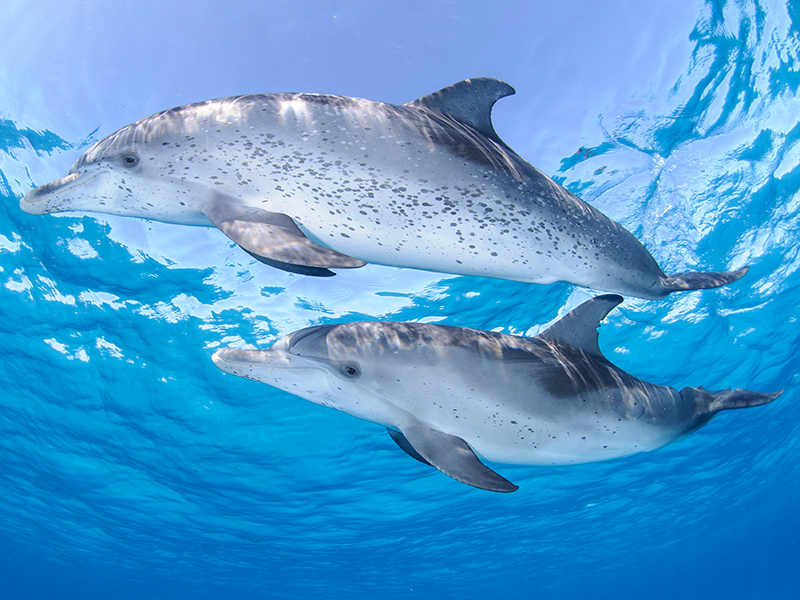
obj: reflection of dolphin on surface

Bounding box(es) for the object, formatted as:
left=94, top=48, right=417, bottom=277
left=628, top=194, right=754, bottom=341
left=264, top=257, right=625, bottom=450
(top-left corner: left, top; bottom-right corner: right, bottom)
left=212, top=295, right=781, bottom=492
left=22, top=78, right=746, bottom=298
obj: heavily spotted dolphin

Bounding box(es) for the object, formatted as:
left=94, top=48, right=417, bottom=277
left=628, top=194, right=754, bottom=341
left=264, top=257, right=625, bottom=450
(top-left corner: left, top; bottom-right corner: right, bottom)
left=212, top=295, right=780, bottom=492
left=22, top=78, right=746, bottom=298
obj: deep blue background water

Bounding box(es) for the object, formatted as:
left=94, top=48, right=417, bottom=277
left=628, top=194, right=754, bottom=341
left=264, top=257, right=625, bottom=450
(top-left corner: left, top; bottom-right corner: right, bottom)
left=1, top=1, right=798, bottom=598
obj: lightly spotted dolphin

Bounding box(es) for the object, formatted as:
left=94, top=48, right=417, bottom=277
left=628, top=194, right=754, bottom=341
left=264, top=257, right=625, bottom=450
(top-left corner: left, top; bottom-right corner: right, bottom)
left=212, top=295, right=781, bottom=492
left=21, top=79, right=746, bottom=299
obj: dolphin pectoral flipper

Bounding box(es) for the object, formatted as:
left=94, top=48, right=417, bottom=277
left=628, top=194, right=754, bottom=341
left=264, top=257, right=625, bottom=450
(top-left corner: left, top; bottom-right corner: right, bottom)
left=387, top=428, right=432, bottom=466
left=397, top=421, right=518, bottom=493
left=239, top=249, right=334, bottom=277
left=202, top=198, right=367, bottom=276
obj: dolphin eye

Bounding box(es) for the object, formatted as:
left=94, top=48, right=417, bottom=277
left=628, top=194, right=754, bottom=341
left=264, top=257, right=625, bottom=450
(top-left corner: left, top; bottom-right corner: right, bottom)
left=120, top=153, right=140, bottom=168
left=341, top=363, right=361, bottom=379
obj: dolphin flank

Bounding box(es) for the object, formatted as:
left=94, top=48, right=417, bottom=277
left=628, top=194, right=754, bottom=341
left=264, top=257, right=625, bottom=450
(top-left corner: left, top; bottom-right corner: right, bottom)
left=211, top=295, right=781, bottom=492
left=22, top=78, right=747, bottom=298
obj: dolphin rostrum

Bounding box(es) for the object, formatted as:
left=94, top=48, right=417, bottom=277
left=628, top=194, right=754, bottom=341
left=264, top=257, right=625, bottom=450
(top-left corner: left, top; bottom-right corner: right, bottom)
left=22, top=79, right=746, bottom=298
left=211, top=295, right=780, bottom=492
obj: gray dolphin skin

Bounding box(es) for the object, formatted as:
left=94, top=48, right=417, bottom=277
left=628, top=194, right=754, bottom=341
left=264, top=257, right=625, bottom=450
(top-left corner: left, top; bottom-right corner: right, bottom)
left=211, top=295, right=781, bottom=492
left=21, top=78, right=747, bottom=298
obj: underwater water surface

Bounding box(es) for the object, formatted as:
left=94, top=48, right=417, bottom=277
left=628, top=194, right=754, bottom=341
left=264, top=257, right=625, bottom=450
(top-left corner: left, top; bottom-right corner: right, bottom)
left=0, top=1, right=798, bottom=598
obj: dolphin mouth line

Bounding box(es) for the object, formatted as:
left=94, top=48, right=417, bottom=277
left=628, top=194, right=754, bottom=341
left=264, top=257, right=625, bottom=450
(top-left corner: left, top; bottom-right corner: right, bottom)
left=22, top=170, right=106, bottom=205
left=211, top=349, right=329, bottom=374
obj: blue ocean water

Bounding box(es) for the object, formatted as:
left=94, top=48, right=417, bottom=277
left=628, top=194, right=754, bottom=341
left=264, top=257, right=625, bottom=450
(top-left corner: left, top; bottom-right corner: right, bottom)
left=1, top=0, right=798, bottom=598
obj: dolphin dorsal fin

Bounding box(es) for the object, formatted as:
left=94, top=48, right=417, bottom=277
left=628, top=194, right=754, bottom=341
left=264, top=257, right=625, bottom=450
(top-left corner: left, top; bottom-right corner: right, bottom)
left=405, top=78, right=515, bottom=144
left=539, top=295, right=623, bottom=357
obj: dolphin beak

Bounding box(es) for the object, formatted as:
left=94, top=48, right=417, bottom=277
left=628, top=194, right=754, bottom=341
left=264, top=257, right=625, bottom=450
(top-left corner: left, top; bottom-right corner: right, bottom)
left=212, top=347, right=291, bottom=375
left=20, top=170, right=103, bottom=215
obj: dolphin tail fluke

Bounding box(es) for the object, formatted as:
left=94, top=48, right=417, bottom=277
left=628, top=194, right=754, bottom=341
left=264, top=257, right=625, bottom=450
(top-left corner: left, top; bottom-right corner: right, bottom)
left=659, top=266, right=749, bottom=295
left=681, top=386, right=783, bottom=415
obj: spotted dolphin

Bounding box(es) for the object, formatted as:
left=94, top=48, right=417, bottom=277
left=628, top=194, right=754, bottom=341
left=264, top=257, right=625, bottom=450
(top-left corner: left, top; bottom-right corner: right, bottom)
left=22, top=78, right=746, bottom=298
left=211, top=295, right=780, bottom=492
